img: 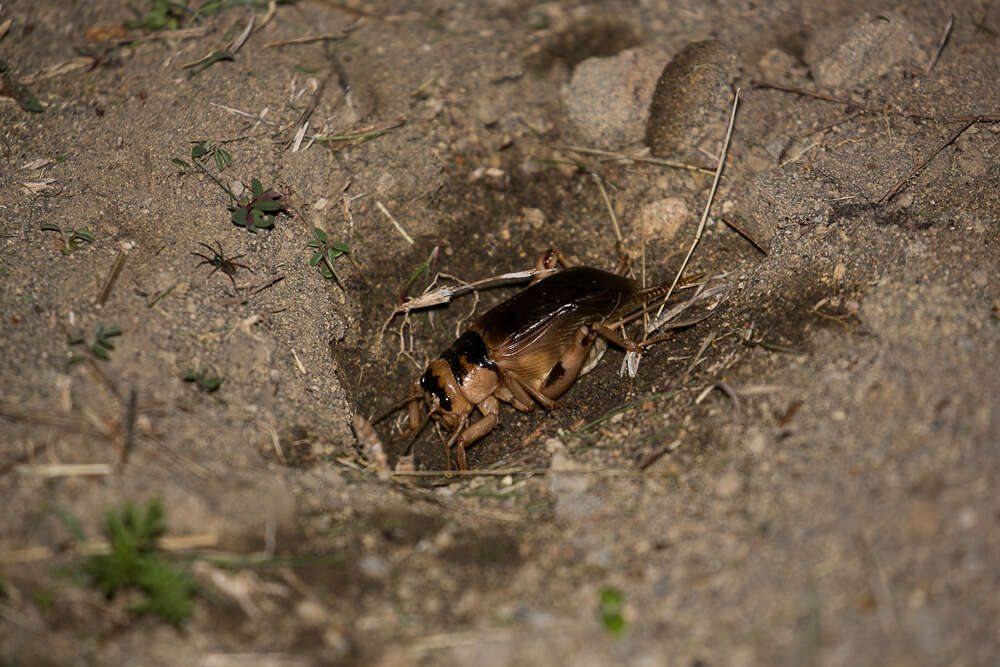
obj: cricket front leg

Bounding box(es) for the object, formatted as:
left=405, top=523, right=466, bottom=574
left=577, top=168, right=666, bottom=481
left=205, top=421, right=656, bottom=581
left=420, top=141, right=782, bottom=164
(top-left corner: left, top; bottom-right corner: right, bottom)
left=405, top=380, right=425, bottom=434
left=453, top=395, right=500, bottom=470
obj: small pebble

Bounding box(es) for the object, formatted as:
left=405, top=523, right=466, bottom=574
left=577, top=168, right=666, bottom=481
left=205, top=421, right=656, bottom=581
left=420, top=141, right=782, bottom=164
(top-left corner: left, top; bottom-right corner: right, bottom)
left=639, top=197, right=688, bottom=242
left=715, top=470, right=742, bottom=498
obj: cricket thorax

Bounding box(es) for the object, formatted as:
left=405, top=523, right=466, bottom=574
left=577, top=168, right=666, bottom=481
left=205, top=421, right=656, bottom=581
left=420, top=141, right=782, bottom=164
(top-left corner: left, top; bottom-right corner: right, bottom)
left=440, top=331, right=501, bottom=404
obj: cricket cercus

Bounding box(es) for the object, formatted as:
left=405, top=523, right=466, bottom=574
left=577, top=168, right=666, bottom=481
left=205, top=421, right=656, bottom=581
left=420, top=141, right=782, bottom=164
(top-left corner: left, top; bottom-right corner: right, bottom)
left=407, top=248, right=694, bottom=470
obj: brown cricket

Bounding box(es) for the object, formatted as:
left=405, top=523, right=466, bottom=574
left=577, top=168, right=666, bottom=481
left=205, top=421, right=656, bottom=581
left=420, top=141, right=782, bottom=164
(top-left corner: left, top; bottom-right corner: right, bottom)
left=407, top=248, right=686, bottom=470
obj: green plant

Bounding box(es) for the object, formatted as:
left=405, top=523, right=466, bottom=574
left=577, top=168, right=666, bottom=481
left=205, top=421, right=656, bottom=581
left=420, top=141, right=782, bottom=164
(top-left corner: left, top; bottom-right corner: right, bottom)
left=192, top=140, right=231, bottom=172
left=183, top=366, right=223, bottom=393
left=171, top=140, right=234, bottom=180
left=598, top=587, right=626, bottom=636
left=125, top=0, right=190, bottom=32
left=41, top=223, right=94, bottom=254
left=307, top=227, right=351, bottom=283
left=307, top=227, right=372, bottom=289
left=68, top=324, right=121, bottom=363
left=231, top=178, right=287, bottom=232
left=83, top=499, right=196, bottom=625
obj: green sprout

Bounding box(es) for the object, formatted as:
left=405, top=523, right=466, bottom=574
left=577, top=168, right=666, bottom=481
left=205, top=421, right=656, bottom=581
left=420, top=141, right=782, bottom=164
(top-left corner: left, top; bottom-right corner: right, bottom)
left=68, top=324, right=121, bottom=363
left=125, top=0, right=190, bottom=32
left=171, top=140, right=233, bottom=178
left=191, top=140, right=231, bottom=172
left=183, top=366, right=223, bottom=393
left=41, top=223, right=95, bottom=254
left=307, top=227, right=372, bottom=289
left=83, top=499, right=196, bottom=625
left=598, top=587, right=626, bottom=636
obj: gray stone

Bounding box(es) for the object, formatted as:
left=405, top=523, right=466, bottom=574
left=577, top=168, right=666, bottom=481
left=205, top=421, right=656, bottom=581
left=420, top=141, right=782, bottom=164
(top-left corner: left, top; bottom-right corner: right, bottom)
left=804, top=13, right=926, bottom=90
left=562, top=47, right=666, bottom=149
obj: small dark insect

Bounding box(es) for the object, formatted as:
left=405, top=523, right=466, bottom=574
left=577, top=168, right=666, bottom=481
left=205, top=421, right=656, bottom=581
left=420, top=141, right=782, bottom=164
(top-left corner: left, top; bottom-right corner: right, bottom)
left=405, top=248, right=705, bottom=471
left=191, top=241, right=252, bottom=293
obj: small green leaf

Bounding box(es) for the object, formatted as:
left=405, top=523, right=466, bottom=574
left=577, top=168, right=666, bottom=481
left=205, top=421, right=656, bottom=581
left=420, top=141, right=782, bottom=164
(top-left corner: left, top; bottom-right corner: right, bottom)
left=252, top=198, right=281, bottom=212
left=193, top=50, right=234, bottom=72
left=331, top=241, right=351, bottom=254
left=96, top=339, right=115, bottom=351
left=218, top=149, right=231, bottom=167
left=251, top=178, right=264, bottom=198
left=74, top=230, right=95, bottom=243
left=312, top=227, right=328, bottom=243
left=68, top=335, right=84, bottom=344
left=191, top=142, right=210, bottom=158
left=254, top=214, right=275, bottom=229
left=250, top=208, right=264, bottom=228
left=171, top=158, right=190, bottom=169
left=40, top=222, right=60, bottom=231
left=309, top=251, right=323, bottom=266
left=598, top=587, right=626, bottom=636
left=102, top=325, right=122, bottom=337
left=200, top=377, right=222, bottom=392
left=231, top=207, right=249, bottom=226
left=306, top=240, right=320, bottom=248
left=321, top=266, right=333, bottom=279
left=91, top=345, right=110, bottom=360
left=326, top=249, right=338, bottom=265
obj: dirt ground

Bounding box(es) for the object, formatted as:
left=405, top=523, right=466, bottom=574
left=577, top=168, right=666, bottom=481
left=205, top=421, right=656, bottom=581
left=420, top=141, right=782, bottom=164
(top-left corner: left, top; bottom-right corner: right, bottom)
left=1, top=0, right=998, bottom=665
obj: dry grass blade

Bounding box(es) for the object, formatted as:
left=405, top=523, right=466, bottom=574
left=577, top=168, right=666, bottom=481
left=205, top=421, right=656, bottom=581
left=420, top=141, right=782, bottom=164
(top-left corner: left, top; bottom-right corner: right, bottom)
left=16, top=463, right=113, bottom=477
left=229, top=12, right=255, bottom=54
left=376, top=200, right=414, bottom=245
left=95, top=248, right=127, bottom=305
left=557, top=144, right=715, bottom=174
left=926, top=13, right=955, bottom=74
left=263, top=32, right=349, bottom=48
left=655, top=87, right=740, bottom=318
left=0, top=533, right=218, bottom=565
left=0, top=402, right=104, bottom=436
left=877, top=118, right=978, bottom=205
left=620, top=279, right=730, bottom=377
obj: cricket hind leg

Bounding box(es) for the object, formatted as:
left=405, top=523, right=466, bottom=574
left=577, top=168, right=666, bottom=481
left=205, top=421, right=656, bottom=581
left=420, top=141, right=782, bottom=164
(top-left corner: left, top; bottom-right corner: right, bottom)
left=539, top=322, right=625, bottom=400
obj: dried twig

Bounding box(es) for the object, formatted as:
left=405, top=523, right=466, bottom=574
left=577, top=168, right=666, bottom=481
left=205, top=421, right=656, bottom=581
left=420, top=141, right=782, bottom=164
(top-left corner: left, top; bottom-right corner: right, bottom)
left=557, top=144, right=715, bottom=174
left=925, top=13, right=955, bottom=74
left=753, top=80, right=1000, bottom=123
left=877, top=118, right=978, bottom=205
left=720, top=215, right=768, bottom=254
left=95, top=248, right=127, bottom=305
left=277, top=75, right=328, bottom=147
left=121, top=388, right=138, bottom=466
left=263, top=32, right=349, bottom=48
left=649, top=88, right=740, bottom=332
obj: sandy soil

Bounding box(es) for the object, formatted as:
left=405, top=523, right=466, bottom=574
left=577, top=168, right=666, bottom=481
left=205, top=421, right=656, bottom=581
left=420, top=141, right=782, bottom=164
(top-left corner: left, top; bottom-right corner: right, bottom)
left=1, top=0, right=998, bottom=665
